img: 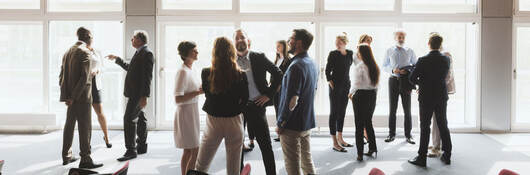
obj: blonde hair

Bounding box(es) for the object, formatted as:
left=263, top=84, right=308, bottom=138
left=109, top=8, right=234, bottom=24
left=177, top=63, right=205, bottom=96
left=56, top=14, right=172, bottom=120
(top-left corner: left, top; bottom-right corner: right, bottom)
left=358, top=34, right=372, bottom=44
left=336, top=32, right=349, bottom=44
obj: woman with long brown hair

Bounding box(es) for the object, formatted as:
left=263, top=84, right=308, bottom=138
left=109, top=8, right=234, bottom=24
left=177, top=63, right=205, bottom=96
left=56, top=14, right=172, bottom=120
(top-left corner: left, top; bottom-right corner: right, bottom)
left=192, top=37, right=249, bottom=175
left=272, top=40, right=291, bottom=142
left=349, top=44, right=380, bottom=161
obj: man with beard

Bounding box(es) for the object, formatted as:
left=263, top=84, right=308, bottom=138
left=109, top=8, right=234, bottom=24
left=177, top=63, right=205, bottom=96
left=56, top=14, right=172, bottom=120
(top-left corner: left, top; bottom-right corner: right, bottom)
left=234, top=29, right=282, bottom=175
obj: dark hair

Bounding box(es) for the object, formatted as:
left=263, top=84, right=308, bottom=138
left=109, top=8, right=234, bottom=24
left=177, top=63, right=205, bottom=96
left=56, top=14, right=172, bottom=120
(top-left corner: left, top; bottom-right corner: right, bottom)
left=134, top=30, right=148, bottom=44
left=429, top=34, right=443, bottom=50
left=275, top=40, right=290, bottom=65
left=358, top=44, right=380, bottom=86
left=293, top=29, right=313, bottom=51
left=177, top=41, right=197, bottom=61
left=76, top=27, right=91, bottom=43
left=209, top=37, right=242, bottom=94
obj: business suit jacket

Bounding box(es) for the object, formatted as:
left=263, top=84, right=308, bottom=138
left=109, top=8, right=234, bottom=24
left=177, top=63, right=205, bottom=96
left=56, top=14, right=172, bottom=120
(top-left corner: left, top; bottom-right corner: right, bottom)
left=248, top=51, right=283, bottom=104
left=59, top=41, right=93, bottom=104
left=115, top=46, right=155, bottom=98
left=409, top=50, right=450, bottom=103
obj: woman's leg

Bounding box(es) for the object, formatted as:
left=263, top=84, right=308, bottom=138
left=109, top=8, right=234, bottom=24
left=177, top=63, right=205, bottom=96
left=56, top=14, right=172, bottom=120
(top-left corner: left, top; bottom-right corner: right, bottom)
left=365, top=91, right=378, bottom=152
left=187, top=147, right=199, bottom=173
left=92, top=103, right=110, bottom=144
left=353, top=92, right=366, bottom=156
left=337, top=86, right=350, bottom=146
left=181, top=149, right=191, bottom=175
left=329, top=87, right=342, bottom=150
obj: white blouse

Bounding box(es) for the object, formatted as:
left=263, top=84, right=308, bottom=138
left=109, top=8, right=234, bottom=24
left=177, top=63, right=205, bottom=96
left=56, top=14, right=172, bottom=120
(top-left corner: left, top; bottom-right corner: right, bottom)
left=350, top=61, right=378, bottom=94
left=89, top=49, right=103, bottom=90
left=174, top=64, right=200, bottom=105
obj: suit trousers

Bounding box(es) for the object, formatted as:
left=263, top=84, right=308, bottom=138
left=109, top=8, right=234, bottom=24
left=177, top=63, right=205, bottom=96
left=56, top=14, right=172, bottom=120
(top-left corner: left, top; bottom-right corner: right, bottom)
left=62, top=102, right=93, bottom=163
left=241, top=102, right=276, bottom=175
left=388, top=77, right=412, bottom=137
left=280, top=129, right=316, bottom=175
left=196, top=115, right=243, bottom=175
left=352, top=90, right=378, bottom=156
left=124, top=97, right=148, bottom=151
left=418, top=99, right=452, bottom=157
left=328, top=84, right=350, bottom=135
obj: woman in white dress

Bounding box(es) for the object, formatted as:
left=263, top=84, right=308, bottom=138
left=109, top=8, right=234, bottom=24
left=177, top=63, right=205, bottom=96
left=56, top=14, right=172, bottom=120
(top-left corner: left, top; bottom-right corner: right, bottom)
left=174, top=41, right=203, bottom=175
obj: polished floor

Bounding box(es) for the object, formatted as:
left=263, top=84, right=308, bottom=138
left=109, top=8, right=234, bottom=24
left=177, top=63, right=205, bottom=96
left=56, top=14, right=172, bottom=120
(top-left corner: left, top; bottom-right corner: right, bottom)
left=0, top=130, right=529, bottom=175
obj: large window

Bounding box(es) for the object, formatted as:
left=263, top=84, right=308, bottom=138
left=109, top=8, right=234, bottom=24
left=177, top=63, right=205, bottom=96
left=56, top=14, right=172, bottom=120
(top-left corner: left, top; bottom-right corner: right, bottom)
left=403, top=22, right=479, bottom=126
left=161, top=0, right=231, bottom=10
left=520, top=0, right=530, bottom=12
left=240, top=0, right=314, bottom=13
left=0, top=0, right=40, bottom=9
left=49, top=21, right=124, bottom=125
left=47, top=0, right=123, bottom=12
left=403, top=0, right=477, bottom=13
left=0, top=22, right=43, bottom=113
left=325, top=0, right=395, bottom=11
left=514, top=26, right=530, bottom=126
left=158, top=22, right=234, bottom=128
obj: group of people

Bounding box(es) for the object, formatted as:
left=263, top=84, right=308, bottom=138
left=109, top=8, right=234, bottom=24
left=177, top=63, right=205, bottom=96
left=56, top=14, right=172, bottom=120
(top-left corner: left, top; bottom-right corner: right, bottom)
left=58, top=25, right=454, bottom=175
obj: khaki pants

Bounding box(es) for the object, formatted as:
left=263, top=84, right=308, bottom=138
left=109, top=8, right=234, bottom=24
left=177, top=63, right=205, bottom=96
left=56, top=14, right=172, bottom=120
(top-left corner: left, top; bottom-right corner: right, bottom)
left=279, top=129, right=315, bottom=175
left=196, top=115, right=243, bottom=175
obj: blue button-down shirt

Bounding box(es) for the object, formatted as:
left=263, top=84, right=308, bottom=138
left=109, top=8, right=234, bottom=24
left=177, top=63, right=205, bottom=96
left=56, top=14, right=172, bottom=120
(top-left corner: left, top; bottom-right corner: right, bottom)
left=382, top=45, right=417, bottom=77
left=277, top=52, right=318, bottom=131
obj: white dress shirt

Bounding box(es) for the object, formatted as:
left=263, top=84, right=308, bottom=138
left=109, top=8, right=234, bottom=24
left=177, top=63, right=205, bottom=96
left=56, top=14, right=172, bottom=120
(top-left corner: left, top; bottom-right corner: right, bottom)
left=237, top=51, right=262, bottom=101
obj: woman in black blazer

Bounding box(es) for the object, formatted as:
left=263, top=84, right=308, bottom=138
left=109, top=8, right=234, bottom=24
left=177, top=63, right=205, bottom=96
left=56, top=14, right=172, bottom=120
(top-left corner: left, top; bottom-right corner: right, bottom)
left=272, top=40, right=291, bottom=142
left=325, top=33, right=354, bottom=152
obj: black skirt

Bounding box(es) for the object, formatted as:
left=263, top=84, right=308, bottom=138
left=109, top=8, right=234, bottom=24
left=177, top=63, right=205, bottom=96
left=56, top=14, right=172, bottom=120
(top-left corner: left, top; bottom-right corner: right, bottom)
left=92, top=76, right=102, bottom=104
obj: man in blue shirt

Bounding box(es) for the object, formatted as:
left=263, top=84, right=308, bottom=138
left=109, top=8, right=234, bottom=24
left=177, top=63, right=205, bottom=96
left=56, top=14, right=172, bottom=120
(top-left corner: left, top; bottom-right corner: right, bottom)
left=382, top=30, right=417, bottom=144
left=276, top=29, right=317, bottom=175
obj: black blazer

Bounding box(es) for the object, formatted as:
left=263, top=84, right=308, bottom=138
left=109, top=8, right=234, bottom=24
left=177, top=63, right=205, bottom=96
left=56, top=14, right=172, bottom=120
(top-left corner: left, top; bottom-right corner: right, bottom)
left=201, top=68, right=249, bottom=117
left=325, top=50, right=354, bottom=85
left=409, top=51, right=450, bottom=103
left=247, top=51, right=283, bottom=102
left=115, top=46, right=154, bottom=98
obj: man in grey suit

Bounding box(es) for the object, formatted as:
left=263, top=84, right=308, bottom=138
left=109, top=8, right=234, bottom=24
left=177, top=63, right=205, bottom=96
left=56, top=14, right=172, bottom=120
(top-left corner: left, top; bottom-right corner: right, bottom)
left=59, top=27, right=103, bottom=169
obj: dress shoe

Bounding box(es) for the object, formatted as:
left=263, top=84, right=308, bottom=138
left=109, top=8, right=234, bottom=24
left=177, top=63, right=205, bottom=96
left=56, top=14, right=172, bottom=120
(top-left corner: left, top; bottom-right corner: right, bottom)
left=137, top=144, right=148, bottom=154
left=406, top=137, right=416, bottom=144
left=408, top=156, right=427, bottom=167
left=78, top=162, right=103, bottom=169
left=117, top=150, right=137, bottom=162
left=364, top=150, right=378, bottom=158
left=273, top=137, right=280, bottom=142
left=384, top=135, right=395, bottom=142
left=186, top=170, right=209, bottom=175
left=441, top=153, right=451, bottom=165
left=356, top=155, right=363, bottom=162
left=104, top=137, right=112, bottom=148
left=248, top=142, right=255, bottom=149
left=62, top=157, right=79, bottom=165
left=243, top=145, right=253, bottom=153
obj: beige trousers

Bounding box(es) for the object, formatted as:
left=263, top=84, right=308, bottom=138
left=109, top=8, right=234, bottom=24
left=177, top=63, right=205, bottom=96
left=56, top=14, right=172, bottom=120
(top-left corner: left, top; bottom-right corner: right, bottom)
left=195, top=115, right=243, bottom=175
left=279, top=129, right=316, bottom=175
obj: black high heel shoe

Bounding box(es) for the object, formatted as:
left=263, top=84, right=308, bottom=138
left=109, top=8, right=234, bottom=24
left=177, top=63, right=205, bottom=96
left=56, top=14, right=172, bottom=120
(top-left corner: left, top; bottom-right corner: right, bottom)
left=104, top=136, right=112, bottom=148
left=364, top=150, right=378, bottom=158
left=356, top=155, right=363, bottom=161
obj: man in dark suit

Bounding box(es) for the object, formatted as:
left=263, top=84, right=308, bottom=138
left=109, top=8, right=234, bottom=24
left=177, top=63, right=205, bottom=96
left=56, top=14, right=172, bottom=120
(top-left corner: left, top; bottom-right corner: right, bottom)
left=408, top=34, right=452, bottom=167
left=107, top=30, right=154, bottom=161
left=235, top=29, right=282, bottom=175
left=59, top=27, right=103, bottom=169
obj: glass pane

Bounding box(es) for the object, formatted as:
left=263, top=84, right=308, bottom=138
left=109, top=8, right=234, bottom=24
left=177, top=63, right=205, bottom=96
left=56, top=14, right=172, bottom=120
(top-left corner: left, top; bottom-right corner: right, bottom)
left=403, top=22, right=479, bottom=126
left=48, top=0, right=122, bottom=12
left=322, top=24, right=396, bottom=117
left=403, top=0, right=477, bottom=13
left=516, top=26, right=530, bottom=124
left=325, top=0, right=394, bottom=11
left=240, top=0, right=314, bottom=13
left=520, top=0, right=530, bottom=11
left=162, top=0, right=232, bottom=10
left=0, top=22, right=43, bottom=113
left=241, top=21, right=315, bottom=115
left=161, top=23, right=234, bottom=127
left=49, top=21, right=124, bottom=125
left=0, top=0, right=40, bottom=9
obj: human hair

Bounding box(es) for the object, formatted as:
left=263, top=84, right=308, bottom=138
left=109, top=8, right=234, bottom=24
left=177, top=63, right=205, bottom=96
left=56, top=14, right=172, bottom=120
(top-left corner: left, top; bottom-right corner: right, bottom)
left=358, top=34, right=372, bottom=44
left=177, top=41, right=197, bottom=61
left=336, top=32, right=349, bottom=44
left=209, top=37, right=242, bottom=94
left=76, top=27, right=91, bottom=43
left=133, top=30, right=149, bottom=44
left=233, top=28, right=249, bottom=40
left=394, top=29, right=406, bottom=37
left=429, top=33, right=443, bottom=50
left=275, top=40, right=290, bottom=65
left=293, top=29, right=314, bottom=51
left=358, top=44, right=380, bottom=86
